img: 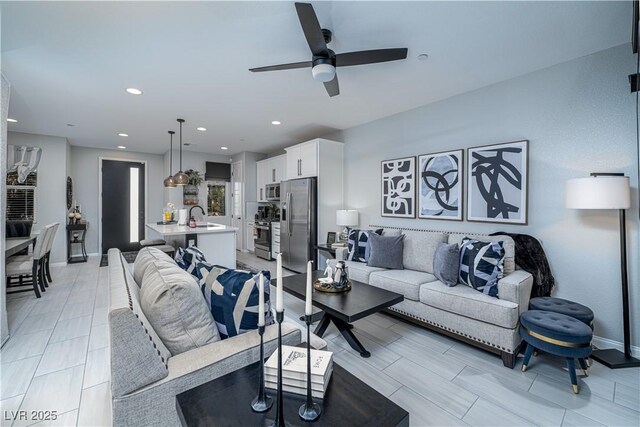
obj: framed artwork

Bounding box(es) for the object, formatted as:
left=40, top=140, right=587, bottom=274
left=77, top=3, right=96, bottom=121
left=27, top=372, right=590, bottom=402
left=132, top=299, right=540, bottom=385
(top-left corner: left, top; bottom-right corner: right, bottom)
left=326, top=232, right=337, bottom=245
left=381, top=156, right=416, bottom=218
left=467, top=140, right=528, bottom=224
left=418, top=149, right=463, bottom=221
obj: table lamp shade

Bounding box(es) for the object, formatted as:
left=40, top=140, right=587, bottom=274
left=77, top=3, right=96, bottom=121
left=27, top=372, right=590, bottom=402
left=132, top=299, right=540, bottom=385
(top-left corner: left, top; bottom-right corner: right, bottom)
left=336, top=210, right=359, bottom=226
left=566, top=176, right=630, bottom=210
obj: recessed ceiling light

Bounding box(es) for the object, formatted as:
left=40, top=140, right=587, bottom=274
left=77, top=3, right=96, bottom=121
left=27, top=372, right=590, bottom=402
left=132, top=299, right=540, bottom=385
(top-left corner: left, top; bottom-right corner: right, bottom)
left=271, top=121, right=281, bottom=125
left=221, top=146, right=228, bottom=150
left=196, top=127, right=207, bottom=132
left=7, top=118, right=17, bottom=123
left=66, top=123, right=75, bottom=127
left=417, top=54, right=429, bottom=61
left=125, top=88, right=143, bottom=95
left=118, top=133, right=128, bottom=137
left=117, top=145, right=126, bottom=149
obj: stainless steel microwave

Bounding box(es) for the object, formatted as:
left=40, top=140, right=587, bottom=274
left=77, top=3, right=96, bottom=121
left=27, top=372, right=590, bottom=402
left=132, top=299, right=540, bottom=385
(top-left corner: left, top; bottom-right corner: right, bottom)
left=266, top=183, right=280, bottom=201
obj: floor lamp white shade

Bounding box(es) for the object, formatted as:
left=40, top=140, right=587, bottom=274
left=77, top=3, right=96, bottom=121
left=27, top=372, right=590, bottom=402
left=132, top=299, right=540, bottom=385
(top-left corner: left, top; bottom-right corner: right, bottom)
left=566, top=176, right=630, bottom=209
left=565, top=173, right=639, bottom=368
left=336, top=210, right=359, bottom=227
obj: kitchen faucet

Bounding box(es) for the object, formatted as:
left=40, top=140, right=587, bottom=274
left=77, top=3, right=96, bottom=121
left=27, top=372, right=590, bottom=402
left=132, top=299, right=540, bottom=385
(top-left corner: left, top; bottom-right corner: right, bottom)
left=189, top=205, right=206, bottom=223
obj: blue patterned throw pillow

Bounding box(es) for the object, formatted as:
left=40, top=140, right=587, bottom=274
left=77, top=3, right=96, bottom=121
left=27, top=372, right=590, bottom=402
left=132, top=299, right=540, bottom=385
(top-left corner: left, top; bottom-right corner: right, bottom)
left=347, top=228, right=383, bottom=263
left=195, top=263, right=275, bottom=339
left=459, top=238, right=505, bottom=298
left=175, top=246, right=206, bottom=278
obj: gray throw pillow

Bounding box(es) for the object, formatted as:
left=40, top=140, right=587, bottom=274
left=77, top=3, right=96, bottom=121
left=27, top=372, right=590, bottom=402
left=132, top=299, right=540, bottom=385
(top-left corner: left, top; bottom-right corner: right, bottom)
left=140, top=260, right=220, bottom=355
left=433, top=242, right=459, bottom=287
left=367, top=233, right=404, bottom=269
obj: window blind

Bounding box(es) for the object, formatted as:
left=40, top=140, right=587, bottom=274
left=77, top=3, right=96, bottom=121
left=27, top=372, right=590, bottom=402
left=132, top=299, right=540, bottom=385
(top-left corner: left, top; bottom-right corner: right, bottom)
left=6, top=186, right=36, bottom=221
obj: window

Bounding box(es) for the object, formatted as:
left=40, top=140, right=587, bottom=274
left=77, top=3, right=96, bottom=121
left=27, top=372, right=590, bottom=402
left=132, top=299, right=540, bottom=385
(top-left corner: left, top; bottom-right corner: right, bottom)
left=6, top=171, right=37, bottom=221
left=207, top=182, right=227, bottom=216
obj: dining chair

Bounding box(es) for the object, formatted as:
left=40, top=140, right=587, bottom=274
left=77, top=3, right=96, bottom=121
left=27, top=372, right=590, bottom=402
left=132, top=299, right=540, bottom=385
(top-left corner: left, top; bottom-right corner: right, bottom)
left=42, top=222, right=60, bottom=286
left=6, top=224, right=54, bottom=298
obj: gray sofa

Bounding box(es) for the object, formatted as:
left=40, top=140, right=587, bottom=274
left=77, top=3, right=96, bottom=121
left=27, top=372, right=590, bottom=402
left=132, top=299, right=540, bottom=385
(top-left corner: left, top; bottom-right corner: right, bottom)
left=108, top=248, right=324, bottom=426
left=331, top=226, right=533, bottom=368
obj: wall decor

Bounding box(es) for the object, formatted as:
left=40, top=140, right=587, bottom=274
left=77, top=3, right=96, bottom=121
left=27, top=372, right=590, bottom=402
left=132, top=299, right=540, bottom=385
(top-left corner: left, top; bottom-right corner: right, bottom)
left=381, top=157, right=415, bottom=218
left=467, top=140, right=528, bottom=224
left=66, top=177, right=73, bottom=210
left=418, top=150, right=463, bottom=221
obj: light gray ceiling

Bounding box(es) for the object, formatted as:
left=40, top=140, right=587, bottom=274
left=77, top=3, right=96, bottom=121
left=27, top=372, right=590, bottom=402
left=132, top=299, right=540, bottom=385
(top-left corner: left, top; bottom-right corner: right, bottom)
left=1, top=1, right=631, bottom=155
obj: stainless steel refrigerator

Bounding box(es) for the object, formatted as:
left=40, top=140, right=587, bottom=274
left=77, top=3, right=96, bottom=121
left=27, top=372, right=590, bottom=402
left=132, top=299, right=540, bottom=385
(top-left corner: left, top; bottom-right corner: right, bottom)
left=280, top=177, right=317, bottom=273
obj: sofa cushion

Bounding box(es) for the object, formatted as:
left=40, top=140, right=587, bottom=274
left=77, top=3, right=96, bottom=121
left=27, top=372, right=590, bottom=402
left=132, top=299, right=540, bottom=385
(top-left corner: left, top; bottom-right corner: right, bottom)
left=368, top=233, right=404, bottom=270
left=347, top=228, right=383, bottom=263
left=459, top=238, right=505, bottom=298
left=369, top=269, right=437, bottom=301
left=449, top=233, right=515, bottom=274
left=133, top=246, right=174, bottom=285
left=340, top=261, right=386, bottom=283
left=401, top=230, right=448, bottom=273
left=196, top=263, right=275, bottom=339
left=140, top=260, right=221, bottom=355
left=433, top=242, right=459, bottom=287
left=419, top=281, right=519, bottom=328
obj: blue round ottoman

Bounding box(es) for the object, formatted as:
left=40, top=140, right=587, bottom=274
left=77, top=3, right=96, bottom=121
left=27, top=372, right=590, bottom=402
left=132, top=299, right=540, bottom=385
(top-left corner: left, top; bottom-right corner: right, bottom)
left=520, top=310, right=592, bottom=393
left=529, top=297, right=594, bottom=327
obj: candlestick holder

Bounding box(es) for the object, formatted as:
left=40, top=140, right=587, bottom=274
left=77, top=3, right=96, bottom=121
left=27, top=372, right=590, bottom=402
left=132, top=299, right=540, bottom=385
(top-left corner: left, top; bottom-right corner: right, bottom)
left=299, top=314, right=321, bottom=422
left=251, top=325, right=273, bottom=413
left=270, top=310, right=287, bottom=427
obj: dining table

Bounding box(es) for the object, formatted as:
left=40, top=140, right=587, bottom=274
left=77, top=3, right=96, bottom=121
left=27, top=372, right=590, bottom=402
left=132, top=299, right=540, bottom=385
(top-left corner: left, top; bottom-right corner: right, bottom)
left=5, top=236, right=36, bottom=257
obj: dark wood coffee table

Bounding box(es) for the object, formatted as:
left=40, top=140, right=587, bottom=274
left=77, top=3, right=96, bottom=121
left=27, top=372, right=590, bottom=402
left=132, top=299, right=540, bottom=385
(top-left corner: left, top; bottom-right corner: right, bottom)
left=176, top=361, right=409, bottom=427
left=282, top=270, right=404, bottom=357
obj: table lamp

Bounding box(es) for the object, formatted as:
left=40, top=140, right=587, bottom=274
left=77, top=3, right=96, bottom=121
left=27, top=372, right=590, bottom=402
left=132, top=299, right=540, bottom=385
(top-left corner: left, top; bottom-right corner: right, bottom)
left=336, top=210, right=359, bottom=242
left=566, top=173, right=639, bottom=369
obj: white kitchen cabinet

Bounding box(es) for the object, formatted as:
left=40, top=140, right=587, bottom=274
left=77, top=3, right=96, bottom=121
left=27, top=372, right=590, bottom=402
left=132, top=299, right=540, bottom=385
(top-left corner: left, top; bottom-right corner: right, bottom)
left=257, top=155, right=286, bottom=202
left=271, top=222, right=280, bottom=255
left=246, top=221, right=255, bottom=252
left=285, top=140, right=318, bottom=179
left=256, top=160, right=268, bottom=202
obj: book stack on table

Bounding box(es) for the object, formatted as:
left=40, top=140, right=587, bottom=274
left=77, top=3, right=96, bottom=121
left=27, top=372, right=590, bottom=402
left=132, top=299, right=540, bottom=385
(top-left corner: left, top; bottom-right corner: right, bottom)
left=265, top=345, right=333, bottom=399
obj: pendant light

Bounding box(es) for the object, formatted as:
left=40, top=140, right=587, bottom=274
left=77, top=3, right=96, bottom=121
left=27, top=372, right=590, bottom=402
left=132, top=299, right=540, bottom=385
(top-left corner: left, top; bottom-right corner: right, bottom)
left=173, top=118, right=189, bottom=185
left=163, top=131, right=177, bottom=188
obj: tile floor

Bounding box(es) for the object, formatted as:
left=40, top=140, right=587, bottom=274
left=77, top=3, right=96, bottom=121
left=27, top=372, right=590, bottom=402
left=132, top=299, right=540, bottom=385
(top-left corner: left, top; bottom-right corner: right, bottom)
left=1, top=252, right=638, bottom=427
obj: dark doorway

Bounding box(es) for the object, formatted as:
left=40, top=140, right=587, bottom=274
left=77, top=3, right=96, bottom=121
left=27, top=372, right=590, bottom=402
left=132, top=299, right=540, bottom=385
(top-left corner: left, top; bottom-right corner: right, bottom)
left=101, top=159, right=146, bottom=254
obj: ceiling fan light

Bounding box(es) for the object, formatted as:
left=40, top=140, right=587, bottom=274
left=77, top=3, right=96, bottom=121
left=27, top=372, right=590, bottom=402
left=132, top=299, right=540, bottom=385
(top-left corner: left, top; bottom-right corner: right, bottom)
left=312, top=63, right=336, bottom=82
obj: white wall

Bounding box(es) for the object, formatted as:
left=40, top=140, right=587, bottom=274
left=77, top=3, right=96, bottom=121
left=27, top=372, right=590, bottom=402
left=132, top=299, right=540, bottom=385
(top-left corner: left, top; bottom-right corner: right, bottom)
left=7, top=132, right=68, bottom=263
left=70, top=146, right=164, bottom=254
left=324, top=44, right=639, bottom=346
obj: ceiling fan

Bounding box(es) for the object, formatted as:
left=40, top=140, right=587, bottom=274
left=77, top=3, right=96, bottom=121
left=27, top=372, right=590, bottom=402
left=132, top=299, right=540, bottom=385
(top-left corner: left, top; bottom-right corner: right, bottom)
left=249, top=2, right=408, bottom=97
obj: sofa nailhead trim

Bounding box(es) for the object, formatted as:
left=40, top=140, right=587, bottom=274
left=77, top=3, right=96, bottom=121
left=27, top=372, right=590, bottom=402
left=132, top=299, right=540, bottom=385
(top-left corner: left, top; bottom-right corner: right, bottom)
left=389, top=307, right=514, bottom=354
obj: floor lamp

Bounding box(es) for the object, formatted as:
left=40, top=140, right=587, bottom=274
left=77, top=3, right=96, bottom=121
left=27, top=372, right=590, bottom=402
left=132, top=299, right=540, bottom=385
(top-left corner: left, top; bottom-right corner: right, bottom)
left=566, top=173, right=640, bottom=369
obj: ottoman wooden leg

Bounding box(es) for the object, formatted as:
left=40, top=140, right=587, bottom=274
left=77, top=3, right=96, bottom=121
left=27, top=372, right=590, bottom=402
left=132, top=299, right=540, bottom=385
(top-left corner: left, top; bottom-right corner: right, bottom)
left=522, top=344, right=535, bottom=372
left=578, top=358, right=589, bottom=376
left=567, top=358, right=579, bottom=393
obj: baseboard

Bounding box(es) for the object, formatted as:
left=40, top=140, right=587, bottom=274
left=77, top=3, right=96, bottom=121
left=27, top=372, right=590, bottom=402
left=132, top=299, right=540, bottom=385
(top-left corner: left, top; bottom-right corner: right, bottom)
left=592, top=335, right=640, bottom=358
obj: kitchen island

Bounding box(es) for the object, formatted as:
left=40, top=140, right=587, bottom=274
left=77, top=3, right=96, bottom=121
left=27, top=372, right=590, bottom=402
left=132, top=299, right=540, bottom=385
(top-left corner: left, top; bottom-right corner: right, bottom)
left=145, top=222, right=237, bottom=269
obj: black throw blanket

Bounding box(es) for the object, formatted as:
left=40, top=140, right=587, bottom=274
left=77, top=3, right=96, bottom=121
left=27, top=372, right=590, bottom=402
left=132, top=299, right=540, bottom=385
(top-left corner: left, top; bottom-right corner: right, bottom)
left=490, top=232, right=555, bottom=298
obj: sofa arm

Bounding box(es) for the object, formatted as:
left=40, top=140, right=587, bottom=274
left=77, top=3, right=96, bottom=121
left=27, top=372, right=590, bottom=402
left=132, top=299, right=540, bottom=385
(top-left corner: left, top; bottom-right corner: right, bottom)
left=335, top=247, right=348, bottom=261
left=498, top=270, right=533, bottom=315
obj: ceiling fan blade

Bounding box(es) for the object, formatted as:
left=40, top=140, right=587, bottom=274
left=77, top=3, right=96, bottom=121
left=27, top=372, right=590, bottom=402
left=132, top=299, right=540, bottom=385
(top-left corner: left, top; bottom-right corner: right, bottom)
left=295, top=2, right=328, bottom=56
left=323, top=74, right=339, bottom=97
left=335, top=48, right=408, bottom=67
left=249, top=61, right=312, bottom=72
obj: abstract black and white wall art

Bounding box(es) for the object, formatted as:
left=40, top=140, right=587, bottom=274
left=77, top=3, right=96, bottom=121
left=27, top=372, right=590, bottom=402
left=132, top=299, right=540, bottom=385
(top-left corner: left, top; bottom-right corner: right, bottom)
left=381, top=157, right=416, bottom=218
left=418, top=150, right=463, bottom=220
left=467, top=140, right=528, bottom=224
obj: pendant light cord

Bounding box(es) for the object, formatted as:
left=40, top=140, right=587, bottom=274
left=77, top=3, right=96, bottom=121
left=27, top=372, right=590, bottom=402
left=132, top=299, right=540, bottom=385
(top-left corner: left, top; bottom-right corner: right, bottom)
left=169, top=132, right=173, bottom=173
left=179, top=120, right=183, bottom=170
